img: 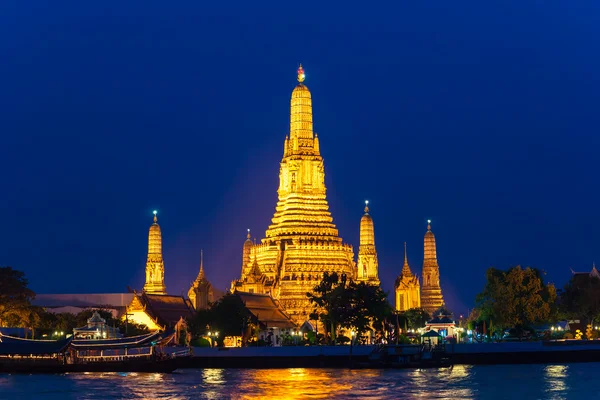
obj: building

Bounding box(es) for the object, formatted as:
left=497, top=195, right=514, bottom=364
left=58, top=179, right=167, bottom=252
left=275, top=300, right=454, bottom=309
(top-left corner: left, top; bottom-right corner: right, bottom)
left=126, top=292, right=194, bottom=332
left=143, top=210, right=167, bottom=295
left=357, top=201, right=380, bottom=285
left=420, top=220, right=445, bottom=315
left=125, top=212, right=195, bottom=333
left=73, top=311, right=121, bottom=339
left=231, top=65, right=357, bottom=323
left=394, top=242, right=421, bottom=312
left=424, top=306, right=456, bottom=339
left=236, top=291, right=296, bottom=347
left=188, top=250, right=214, bottom=311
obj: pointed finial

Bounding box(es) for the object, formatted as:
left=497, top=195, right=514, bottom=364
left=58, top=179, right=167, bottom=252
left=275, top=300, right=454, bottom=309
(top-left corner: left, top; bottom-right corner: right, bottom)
left=364, top=200, right=369, bottom=213
left=404, top=242, right=408, bottom=264
left=427, top=219, right=431, bottom=231
left=297, top=64, right=305, bottom=83
left=199, top=249, right=205, bottom=276
left=247, top=228, right=251, bottom=240
left=153, top=210, right=158, bottom=223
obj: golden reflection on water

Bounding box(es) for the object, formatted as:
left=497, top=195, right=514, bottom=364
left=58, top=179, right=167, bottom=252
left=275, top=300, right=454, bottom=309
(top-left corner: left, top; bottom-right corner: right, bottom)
left=405, top=365, right=473, bottom=399
left=544, top=365, right=568, bottom=394
left=237, top=368, right=353, bottom=400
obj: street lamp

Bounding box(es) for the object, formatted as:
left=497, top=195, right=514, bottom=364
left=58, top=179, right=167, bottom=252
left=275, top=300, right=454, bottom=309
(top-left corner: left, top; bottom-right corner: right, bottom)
left=207, top=331, right=219, bottom=347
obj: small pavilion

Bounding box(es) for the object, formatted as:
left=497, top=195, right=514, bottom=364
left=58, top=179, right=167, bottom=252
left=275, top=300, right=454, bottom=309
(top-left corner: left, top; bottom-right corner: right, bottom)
left=73, top=311, right=121, bottom=340
left=424, top=306, right=457, bottom=340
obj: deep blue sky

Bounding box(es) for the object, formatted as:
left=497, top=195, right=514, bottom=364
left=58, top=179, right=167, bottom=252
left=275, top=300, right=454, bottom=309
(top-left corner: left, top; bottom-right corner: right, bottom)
left=2, top=2, right=599, bottom=315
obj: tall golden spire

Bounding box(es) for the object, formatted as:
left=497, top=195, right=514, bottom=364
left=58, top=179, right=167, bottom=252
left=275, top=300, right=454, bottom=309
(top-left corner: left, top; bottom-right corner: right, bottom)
left=290, top=64, right=313, bottom=142
left=241, top=229, right=253, bottom=276
left=401, top=242, right=413, bottom=275
left=188, top=249, right=213, bottom=310
left=232, top=65, right=357, bottom=322
left=360, top=200, right=374, bottom=247
left=421, top=219, right=444, bottom=314
left=143, top=210, right=167, bottom=295
left=424, top=219, right=437, bottom=264
left=358, top=200, right=379, bottom=285
left=197, top=249, right=205, bottom=280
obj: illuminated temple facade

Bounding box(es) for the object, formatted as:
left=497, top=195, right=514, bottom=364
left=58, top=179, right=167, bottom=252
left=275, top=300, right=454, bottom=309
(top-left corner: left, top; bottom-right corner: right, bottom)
left=231, top=66, right=360, bottom=322
left=143, top=211, right=167, bottom=295
left=394, top=242, right=421, bottom=312
left=357, top=201, right=380, bottom=285
left=125, top=212, right=194, bottom=333
left=188, top=250, right=214, bottom=311
left=420, top=221, right=445, bottom=314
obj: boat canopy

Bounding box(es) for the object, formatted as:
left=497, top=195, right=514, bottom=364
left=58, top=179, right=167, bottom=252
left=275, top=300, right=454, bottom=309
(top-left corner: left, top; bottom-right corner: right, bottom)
left=0, top=334, right=73, bottom=356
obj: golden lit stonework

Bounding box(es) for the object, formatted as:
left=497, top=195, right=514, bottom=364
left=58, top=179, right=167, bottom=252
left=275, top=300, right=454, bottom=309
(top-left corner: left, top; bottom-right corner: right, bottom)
left=188, top=250, right=214, bottom=310
left=232, top=65, right=356, bottom=322
left=420, top=221, right=444, bottom=314
left=357, top=201, right=380, bottom=285
left=143, top=211, right=167, bottom=295
left=395, top=242, right=421, bottom=311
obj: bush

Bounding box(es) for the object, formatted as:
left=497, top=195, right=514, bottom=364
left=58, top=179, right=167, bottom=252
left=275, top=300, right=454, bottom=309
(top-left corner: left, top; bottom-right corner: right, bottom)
left=190, top=337, right=211, bottom=347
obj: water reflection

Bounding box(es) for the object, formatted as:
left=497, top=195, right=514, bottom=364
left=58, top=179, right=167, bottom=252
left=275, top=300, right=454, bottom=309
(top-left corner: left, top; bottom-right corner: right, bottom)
left=544, top=365, right=569, bottom=396
left=1, top=363, right=599, bottom=399
left=237, top=368, right=353, bottom=399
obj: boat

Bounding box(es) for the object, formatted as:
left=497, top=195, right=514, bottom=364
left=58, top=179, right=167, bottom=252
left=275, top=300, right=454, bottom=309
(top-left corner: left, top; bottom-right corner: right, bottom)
left=0, top=331, right=191, bottom=373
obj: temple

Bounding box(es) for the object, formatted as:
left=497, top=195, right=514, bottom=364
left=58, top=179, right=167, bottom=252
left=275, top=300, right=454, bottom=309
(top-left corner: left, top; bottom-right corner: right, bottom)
left=420, top=220, right=445, bottom=314
left=394, top=242, right=421, bottom=312
left=125, top=212, right=195, bottom=336
left=143, top=211, right=167, bottom=295
left=357, top=201, right=380, bottom=285
left=231, top=65, right=356, bottom=322
left=188, top=250, right=214, bottom=311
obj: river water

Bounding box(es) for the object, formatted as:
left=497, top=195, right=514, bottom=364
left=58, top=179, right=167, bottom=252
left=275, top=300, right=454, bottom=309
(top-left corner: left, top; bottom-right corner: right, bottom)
left=0, top=363, right=597, bottom=399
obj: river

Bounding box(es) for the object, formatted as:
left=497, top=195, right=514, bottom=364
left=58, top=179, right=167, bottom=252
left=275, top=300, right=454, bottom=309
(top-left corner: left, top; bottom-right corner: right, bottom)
left=0, top=363, right=597, bottom=399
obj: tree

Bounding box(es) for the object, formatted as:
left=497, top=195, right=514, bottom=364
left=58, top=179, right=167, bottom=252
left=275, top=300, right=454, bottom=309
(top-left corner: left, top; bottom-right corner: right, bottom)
left=0, top=267, right=36, bottom=327
left=401, top=308, right=431, bottom=330
left=475, top=266, right=557, bottom=331
left=307, top=273, right=393, bottom=344
left=560, top=272, right=600, bottom=327
left=307, top=272, right=347, bottom=343
left=344, top=281, right=393, bottom=342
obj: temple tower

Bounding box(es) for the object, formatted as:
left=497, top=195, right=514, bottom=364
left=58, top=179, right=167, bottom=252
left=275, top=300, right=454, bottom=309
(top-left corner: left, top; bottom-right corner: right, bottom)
left=143, top=211, right=167, bottom=295
left=357, top=201, right=380, bottom=285
left=420, top=220, right=444, bottom=314
left=232, top=65, right=355, bottom=322
left=241, top=229, right=253, bottom=277
left=395, top=242, right=421, bottom=312
left=188, top=250, right=214, bottom=310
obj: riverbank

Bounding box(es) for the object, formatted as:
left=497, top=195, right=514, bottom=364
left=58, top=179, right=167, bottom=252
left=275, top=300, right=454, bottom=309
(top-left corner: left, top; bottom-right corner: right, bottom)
left=187, top=345, right=374, bottom=368
left=186, top=340, right=600, bottom=368
left=447, top=340, right=600, bottom=364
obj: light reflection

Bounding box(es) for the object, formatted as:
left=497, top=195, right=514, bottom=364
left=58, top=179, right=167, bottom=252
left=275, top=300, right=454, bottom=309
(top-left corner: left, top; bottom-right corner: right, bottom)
left=544, top=365, right=568, bottom=394
left=237, top=368, right=352, bottom=400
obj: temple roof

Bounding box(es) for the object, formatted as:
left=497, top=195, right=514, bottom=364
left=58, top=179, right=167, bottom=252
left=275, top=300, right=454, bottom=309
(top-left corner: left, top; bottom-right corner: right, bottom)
left=236, top=292, right=296, bottom=329
left=87, top=311, right=106, bottom=324
left=137, top=293, right=195, bottom=328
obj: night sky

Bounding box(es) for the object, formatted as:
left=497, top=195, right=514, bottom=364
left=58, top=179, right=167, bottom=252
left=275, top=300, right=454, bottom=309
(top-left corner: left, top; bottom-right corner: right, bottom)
left=2, top=2, right=599, bottom=316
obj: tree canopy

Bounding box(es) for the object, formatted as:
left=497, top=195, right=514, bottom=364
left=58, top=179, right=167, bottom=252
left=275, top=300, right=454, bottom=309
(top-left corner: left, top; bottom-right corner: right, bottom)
left=307, top=272, right=392, bottom=343
left=560, top=271, right=600, bottom=325
left=0, top=266, right=36, bottom=327
left=475, top=266, right=557, bottom=330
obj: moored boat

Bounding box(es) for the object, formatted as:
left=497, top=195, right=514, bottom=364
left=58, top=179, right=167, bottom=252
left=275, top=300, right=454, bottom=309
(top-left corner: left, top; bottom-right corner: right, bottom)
left=0, top=331, right=190, bottom=373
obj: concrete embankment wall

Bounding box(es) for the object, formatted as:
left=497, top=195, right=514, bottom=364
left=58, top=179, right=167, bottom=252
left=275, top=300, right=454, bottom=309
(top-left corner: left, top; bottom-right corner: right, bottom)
left=446, top=341, right=600, bottom=364
left=189, top=345, right=375, bottom=368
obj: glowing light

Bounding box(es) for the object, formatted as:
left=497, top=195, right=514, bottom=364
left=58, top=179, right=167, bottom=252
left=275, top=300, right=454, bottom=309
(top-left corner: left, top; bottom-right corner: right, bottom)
left=153, top=210, right=157, bottom=215
left=427, top=219, right=431, bottom=224
left=365, top=200, right=369, bottom=205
